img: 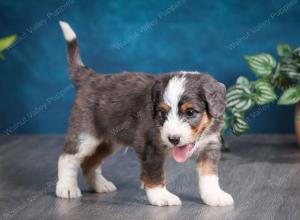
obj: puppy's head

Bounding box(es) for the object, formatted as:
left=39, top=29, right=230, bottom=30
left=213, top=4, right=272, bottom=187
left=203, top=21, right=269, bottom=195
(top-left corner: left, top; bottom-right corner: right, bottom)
left=152, top=72, right=226, bottom=163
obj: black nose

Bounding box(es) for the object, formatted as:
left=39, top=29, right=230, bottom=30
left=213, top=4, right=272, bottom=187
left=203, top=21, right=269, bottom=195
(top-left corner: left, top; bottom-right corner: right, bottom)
left=168, top=136, right=180, bottom=146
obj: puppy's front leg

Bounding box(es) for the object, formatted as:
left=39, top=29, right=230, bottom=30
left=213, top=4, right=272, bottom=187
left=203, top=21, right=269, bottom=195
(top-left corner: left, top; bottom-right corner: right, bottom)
left=139, top=146, right=181, bottom=206
left=197, top=147, right=233, bottom=206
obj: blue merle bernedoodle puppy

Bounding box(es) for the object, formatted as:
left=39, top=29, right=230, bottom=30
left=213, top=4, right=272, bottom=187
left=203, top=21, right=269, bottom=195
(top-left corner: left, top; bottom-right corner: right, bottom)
left=56, top=21, right=233, bottom=207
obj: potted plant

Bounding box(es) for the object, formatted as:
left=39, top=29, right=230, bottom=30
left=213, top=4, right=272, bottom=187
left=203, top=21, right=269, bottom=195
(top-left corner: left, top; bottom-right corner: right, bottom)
left=223, top=44, right=300, bottom=147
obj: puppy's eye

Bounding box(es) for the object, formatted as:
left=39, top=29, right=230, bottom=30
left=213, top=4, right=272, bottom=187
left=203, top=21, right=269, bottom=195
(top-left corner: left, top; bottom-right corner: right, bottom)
left=159, top=110, right=167, bottom=120
left=186, top=109, right=197, bottom=117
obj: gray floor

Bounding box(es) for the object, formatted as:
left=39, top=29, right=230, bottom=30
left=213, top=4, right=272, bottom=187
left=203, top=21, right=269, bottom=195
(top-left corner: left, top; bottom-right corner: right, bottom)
left=1, top=135, right=300, bottom=220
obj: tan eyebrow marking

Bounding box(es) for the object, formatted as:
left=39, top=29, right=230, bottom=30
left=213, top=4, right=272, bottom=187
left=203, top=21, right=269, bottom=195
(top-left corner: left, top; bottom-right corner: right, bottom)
left=192, top=111, right=211, bottom=136
left=180, top=102, right=194, bottom=112
left=159, top=102, right=171, bottom=112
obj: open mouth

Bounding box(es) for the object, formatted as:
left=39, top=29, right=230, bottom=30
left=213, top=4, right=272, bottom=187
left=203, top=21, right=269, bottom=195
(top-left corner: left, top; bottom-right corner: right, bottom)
left=171, top=143, right=195, bottom=163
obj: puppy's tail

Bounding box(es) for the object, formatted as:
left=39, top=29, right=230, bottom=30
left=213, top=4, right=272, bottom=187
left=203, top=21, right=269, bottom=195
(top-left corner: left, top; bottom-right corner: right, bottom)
left=59, top=21, right=91, bottom=87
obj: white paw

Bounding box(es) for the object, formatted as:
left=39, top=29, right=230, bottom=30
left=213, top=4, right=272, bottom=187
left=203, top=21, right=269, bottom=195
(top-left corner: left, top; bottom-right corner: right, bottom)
left=90, top=174, right=117, bottom=193
left=93, top=179, right=117, bottom=193
left=201, top=189, right=234, bottom=206
left=146, top=186, right=182, bottom=206
left=56, top=180, right=82, bottom=199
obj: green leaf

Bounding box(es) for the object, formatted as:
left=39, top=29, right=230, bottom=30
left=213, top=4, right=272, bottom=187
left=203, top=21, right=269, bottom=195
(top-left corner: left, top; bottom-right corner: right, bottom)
left=0, top=53, right=4, bottom=60
left=244, top=53, right=276, bottom=77
left=236, top=76, right=250, bottom=85
left=277, top=44, right=292, bottom=56
left=231, top=112, right=249, bottom=135
left=278, top=87, right=300, bottom=105
left=280, top=64, right=298, bottom=72
left=287, top=71, right=300, bottom=80
left=226, top=85, right=253, bottom=112
left=254, top=81, right=277, bottom=105
left=296, top=112, right=300, bottom=120
left=271, top=63, right=292, bottom=90
left=0, top=35, right=16, bottom=52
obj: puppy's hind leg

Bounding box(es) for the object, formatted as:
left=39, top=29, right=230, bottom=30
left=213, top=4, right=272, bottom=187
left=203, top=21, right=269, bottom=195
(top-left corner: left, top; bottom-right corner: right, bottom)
left=56, top=153, right=82, bottom=198
left=56, top=133, right=101, bottom=199
left=81, top=142, right=117, bottom=193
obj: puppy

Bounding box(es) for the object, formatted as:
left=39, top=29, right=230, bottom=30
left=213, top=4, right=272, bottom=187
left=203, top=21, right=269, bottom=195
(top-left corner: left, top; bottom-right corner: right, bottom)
left=56, top=21, right=233, bottom=207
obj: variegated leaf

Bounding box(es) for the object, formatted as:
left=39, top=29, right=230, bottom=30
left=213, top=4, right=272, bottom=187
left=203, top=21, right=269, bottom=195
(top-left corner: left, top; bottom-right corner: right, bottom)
left=231, top=112, right=249, bottom=135
left=244, top=53, right=276, bottom=77
left=227, top=85, right=253, bottom=112
left=287, top=72, right=300, bottom=80
left=254, top=81, right=277, bottom=105
left=278, top=87, right=300, bottom=105
left=277, top=44, right=292, bottom=56
left=236, top=76, right=250, bottom=85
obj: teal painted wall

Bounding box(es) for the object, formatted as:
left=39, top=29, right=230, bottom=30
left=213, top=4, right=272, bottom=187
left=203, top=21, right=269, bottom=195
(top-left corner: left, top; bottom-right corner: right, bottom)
left=0, top=0, right=299, bottom=134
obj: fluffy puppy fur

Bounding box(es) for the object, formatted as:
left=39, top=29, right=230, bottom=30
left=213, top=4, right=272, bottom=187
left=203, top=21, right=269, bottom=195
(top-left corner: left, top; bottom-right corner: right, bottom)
left=56, top=21, right=233, bottom=207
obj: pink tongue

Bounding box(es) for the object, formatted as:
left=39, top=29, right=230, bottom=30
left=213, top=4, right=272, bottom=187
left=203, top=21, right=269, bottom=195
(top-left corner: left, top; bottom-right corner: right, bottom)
left=172, top=145, right=190, bottom=163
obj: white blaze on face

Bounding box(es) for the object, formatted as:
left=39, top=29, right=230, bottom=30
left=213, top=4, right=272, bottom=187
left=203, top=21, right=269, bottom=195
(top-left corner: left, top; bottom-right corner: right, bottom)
left=161, top=76, right=192, bottom=148
left=179, top=71, right=199, bottom=75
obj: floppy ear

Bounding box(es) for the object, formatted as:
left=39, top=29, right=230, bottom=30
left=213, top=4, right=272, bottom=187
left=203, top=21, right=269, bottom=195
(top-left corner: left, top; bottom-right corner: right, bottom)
left=202, top=80, right=226, bottom=120
left=151, top=81, right=162, bottom=118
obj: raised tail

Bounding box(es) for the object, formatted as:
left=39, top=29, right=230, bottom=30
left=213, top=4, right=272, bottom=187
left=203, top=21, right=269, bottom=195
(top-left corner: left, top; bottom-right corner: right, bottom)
left=59, top=21, right=90, bottom=87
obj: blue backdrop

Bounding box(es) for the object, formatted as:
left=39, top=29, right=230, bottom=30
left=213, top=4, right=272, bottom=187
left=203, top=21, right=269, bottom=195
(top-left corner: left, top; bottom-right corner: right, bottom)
left=0, top=0, right=299, bottom=134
